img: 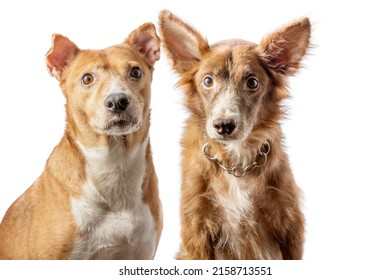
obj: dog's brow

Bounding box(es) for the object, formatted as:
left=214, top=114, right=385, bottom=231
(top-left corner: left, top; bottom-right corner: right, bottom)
left=124, top=61, right=141, bottom=68
left=220, top=50, right=233, bottom=79
left=96, top=64, right=109, bottom=71
left=220, top=69, right=230, bottom=79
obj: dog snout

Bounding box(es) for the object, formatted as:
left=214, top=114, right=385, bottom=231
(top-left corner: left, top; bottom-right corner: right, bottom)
left=213, top=118, right=236, bottom=135
left=104, top=93, right=130, bottom=112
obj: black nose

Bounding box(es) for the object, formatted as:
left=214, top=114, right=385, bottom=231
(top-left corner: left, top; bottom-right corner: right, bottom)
left=213, top=118, right=237, bottom=135
left=104, top=93, right=130, bottom=112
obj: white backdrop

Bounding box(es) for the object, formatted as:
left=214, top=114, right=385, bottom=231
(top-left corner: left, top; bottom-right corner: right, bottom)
left=0, top=0, right=389, bottom=269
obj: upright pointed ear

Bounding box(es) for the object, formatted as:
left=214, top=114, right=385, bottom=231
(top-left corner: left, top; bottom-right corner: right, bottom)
left=126, top=22, right=161, bottom=65
left=45, top=34, right=79, bottom=80
left=259, top=18, right=311, bottom=76
left=159, top=10, right=209, bottom=73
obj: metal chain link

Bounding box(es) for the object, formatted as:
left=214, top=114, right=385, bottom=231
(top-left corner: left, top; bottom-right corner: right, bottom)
left=202, top=141, right=270, bottom=178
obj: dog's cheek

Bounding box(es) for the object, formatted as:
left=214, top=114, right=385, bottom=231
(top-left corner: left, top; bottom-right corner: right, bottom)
left=254, top=89, right=281, bottom=128
left=70, top=85, right=103, bottom=131
left=197, top=90, right=210, bottom=112
left=187, top=93, right=205, bottom=119
left=182, top=82, right=206, bottom=117
left=245, top=107, right=259, bottom=137
left=140, top=81, right=152, bottom=107
left=130, top=96, right=144, bottom=123
left=242, top=92, right=263, bottom=133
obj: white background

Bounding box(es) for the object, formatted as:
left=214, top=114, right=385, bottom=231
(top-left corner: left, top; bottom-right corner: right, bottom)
left=0, top=0, right=389, bottom=275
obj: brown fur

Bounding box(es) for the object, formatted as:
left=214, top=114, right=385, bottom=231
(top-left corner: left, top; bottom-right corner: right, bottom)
left=0, top=23, right=162, bottom=259
left=159, top=10, right=310, bottom=259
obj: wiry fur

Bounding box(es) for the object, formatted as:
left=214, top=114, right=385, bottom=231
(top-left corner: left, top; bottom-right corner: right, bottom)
left=159, top=10, right=310, bottom=259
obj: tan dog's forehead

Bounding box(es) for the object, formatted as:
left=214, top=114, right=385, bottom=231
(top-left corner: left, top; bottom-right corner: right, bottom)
left=66, top=45, right=150, bottom=80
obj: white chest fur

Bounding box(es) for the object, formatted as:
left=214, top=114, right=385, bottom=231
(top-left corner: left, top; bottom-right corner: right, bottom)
left=215, top=175, right=273, bottom=259
left=216, top=177, right=252, bottom=246
left=70, top=137, right=156, bottom=259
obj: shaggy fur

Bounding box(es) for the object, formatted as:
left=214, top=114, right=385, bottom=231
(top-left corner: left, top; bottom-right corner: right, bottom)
left=159, top=10, right=310, bottom=259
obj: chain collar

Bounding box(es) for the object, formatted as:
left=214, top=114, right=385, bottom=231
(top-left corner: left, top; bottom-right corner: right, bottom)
left=202, top=140, right=270, bottom=178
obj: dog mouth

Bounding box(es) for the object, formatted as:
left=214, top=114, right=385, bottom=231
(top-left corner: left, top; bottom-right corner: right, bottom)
left=106, top=119, right=132, bottom=130
left=207, top=130, right=238, bottom=142
left=211, top=135, right=240, bottom=144
left=104, top=115, right=140, bottom=133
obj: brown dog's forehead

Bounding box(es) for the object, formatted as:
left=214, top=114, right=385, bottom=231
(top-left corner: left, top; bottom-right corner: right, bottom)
left=199, top=40, right=264, bottom=78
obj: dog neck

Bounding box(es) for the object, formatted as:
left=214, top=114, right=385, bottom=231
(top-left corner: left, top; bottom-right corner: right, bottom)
left=76, top=133, right=149, bottom=210
left=202, top=135, right=271, bottom=178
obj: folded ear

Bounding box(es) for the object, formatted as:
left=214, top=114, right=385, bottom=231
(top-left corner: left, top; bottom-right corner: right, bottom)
left=126, top=22, right=160, bottom=65
left=45, top=34, right=79, bottom=80
left=259, top=18, right=311, bottom=76
left=159, top=10, right=209, bottom=73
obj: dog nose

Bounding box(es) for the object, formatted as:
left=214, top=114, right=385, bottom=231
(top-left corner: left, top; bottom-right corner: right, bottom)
left=213, top=118, right=236, bottom=135
left=104, top=93, right=130, bottom=112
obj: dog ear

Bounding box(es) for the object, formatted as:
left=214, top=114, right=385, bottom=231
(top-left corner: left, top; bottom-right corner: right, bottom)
left=126, top=22, right=161, bottom=65
left=45, top=34, right=79, bottom=80
left=259, top=18, right=311, bottom=75
left=159, top=10, right=209, bottom=73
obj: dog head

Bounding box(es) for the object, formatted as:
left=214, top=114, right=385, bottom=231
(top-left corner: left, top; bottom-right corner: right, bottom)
left=159, top=11, right=310, bottom=143
left=45, top=23, right=160, bottom=139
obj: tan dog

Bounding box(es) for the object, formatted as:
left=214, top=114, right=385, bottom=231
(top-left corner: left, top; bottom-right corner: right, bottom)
left=0, top=23, right=162, bottom=259
left=159, top=11, right=310, bottom=259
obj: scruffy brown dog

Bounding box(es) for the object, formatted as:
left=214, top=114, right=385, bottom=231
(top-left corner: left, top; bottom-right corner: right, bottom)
left=159, top=10, right=310, bottom=259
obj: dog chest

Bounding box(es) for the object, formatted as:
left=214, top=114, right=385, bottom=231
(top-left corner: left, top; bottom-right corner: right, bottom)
left=69, top=137, right=156, bottom=259
left=212, top=176, right=278, bottom=259
left=70, top=195, right=156, bottom=259
left=214, top=177, right=253, bottom=242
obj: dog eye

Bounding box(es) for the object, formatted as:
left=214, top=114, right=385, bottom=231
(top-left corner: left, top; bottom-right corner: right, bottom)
left=246, top=77, right=259, bottom=90
left=129, top=66, right=142, bottom=79
left=81, top=73, right=95, bottom=86
left=203, top=76, right=214, bottom=88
